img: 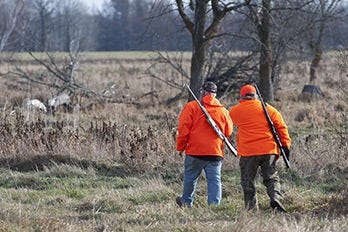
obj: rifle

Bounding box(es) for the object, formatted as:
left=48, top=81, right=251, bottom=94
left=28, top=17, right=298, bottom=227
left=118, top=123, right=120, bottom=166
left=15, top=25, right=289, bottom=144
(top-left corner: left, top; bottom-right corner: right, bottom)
left=254, top=84, right=291, bottom=169
left=185, top=84, right=237, bottom=157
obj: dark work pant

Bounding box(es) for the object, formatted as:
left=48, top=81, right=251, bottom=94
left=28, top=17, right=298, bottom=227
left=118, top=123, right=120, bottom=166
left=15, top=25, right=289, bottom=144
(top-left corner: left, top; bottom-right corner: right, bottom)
left=239, top=155, right=281, bottom=210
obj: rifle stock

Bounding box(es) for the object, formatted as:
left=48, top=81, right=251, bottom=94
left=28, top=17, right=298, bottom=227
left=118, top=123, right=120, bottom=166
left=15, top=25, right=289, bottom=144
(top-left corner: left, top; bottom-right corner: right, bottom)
left=185, top=84, right=237, bottom=157
left=254, top=84, right=291, bottom=169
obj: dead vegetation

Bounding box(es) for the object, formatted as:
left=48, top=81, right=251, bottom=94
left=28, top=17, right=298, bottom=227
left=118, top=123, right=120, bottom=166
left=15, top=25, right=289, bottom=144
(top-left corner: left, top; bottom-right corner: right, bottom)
left=0, top=51, right=346, bottom=231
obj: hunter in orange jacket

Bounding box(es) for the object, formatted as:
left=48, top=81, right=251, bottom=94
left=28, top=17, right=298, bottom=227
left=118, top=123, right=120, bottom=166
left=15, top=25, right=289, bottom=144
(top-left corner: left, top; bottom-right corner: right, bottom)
left=176, top=89, right=233, bottom=157
left=229, top=84, right=291, bottom=212
left=229, top=97, right=291, bottom=157
left=175, top=82, right=233, bottom=208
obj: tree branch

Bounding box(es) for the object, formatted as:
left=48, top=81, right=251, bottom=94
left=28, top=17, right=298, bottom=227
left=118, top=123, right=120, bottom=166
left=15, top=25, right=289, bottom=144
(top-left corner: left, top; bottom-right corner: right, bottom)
left=175, top=0, right=194, bottom=35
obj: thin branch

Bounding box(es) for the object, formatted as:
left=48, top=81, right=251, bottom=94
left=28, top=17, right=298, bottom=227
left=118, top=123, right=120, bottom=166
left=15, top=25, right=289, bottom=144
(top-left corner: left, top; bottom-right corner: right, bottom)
left=27, top=51, right=67, bottom=82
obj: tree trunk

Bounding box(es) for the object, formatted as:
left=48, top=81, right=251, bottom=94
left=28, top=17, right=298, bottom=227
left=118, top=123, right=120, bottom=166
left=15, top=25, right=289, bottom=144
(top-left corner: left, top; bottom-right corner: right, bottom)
left=309, top=29, right=323, bottom=84
left=308, top=1, right=331, bottom=84
left=258, top=0, right=273, bottom=102
left=309, top=50, right=322, bottom=83
left=0, top=0, right=24, bottom=52
left=40, top=12, right=47, bottom=51
left=190, top=44, right=205, bottom=101
left=188, top=1, right=208, bottom=101
left=299, top=84, right=324, bottom=101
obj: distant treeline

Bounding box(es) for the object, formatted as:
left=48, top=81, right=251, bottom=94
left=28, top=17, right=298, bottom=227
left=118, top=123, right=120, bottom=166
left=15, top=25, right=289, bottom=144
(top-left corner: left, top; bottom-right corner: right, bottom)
left=0, top=0, right=347, bottom=52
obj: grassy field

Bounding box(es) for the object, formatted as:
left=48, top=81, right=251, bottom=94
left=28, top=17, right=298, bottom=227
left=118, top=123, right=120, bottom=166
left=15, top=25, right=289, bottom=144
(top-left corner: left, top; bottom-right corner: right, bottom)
left=0, top=51, right=347, bottom=231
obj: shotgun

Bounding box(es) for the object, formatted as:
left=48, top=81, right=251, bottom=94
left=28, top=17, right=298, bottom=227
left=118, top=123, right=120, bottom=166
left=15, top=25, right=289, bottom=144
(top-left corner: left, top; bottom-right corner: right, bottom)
left=185, top=84, right=237, bottom=157
left=254, top=84, right=291, bottom=168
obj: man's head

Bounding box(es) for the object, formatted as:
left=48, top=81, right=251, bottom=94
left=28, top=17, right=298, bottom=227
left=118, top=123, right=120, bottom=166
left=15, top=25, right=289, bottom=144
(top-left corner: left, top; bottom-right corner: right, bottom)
left=201, top=82, right=217, bottom=95
left=240, top=84, right=257, bottom=99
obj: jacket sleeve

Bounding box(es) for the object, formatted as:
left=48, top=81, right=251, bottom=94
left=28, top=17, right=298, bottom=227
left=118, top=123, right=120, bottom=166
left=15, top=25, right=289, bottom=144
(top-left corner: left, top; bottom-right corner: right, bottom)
left=269, top=106, right=291, bottom=148
left=224, top=109, right=233, bottom=138
left=176, top=103, right=193, bottom=151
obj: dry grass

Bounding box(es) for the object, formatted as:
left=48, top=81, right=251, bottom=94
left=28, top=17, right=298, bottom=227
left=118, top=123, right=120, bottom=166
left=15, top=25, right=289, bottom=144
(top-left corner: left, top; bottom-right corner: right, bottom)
left=0, top=51, right=347, bottom=231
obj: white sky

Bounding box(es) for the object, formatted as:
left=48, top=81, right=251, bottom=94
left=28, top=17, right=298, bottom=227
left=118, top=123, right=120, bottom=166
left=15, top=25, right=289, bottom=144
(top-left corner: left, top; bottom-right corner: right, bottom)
left=80, top=0, right=108, bottom=12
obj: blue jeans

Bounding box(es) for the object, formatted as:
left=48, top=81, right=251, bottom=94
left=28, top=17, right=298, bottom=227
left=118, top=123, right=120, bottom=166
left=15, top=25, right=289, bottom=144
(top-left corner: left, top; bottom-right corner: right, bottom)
left=181, top=155, right=222, bottom=207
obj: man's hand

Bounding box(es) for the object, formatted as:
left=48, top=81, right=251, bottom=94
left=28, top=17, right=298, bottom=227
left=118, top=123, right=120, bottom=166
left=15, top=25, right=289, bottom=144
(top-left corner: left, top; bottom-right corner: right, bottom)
left=282, top=147, right=290, bottom=160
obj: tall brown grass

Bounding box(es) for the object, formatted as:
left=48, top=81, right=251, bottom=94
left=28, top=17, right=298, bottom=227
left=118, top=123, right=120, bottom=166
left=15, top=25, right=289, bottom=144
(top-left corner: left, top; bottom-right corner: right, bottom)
left=0, top=51, right=346, bottom=231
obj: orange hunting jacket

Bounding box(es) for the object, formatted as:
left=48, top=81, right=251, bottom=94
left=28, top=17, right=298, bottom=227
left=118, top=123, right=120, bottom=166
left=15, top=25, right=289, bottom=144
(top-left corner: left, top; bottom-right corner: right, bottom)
left=176, top=94, right=233, bottom=157
left=229, top=99, right=291, bottom=157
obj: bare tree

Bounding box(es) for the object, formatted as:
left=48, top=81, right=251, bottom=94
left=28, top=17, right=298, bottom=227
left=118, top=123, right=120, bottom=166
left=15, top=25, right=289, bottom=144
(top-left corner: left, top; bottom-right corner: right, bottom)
left=0, top=0, right=24, bottom=52
left=305, top=0, right=344, bottom=83
left=174, top=0, right=251, bottom=99
left=294, top=0, right=346, bottom=97
left=3, top=48, right=140, bottom=111
left=154, top=0, right=344, bottom=102
left=51, top=0, right=96, bottom=52
left=33, top=0, right=54, bottom=51
left=245, top=0, right=315, bottom=101
left=172, top=0, right=316, bottom=101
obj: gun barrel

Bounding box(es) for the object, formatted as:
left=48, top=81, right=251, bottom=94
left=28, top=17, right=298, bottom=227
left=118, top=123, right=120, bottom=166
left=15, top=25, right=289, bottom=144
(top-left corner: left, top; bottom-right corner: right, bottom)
left=254, top=84, right=290, bottom=168
left=185, top=84, right=237, bottom=157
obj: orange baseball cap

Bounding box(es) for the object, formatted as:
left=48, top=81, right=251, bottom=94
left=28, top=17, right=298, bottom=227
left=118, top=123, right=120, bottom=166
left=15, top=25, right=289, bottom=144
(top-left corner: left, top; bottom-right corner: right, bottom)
left=240, top=84, right=256, bottom=96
